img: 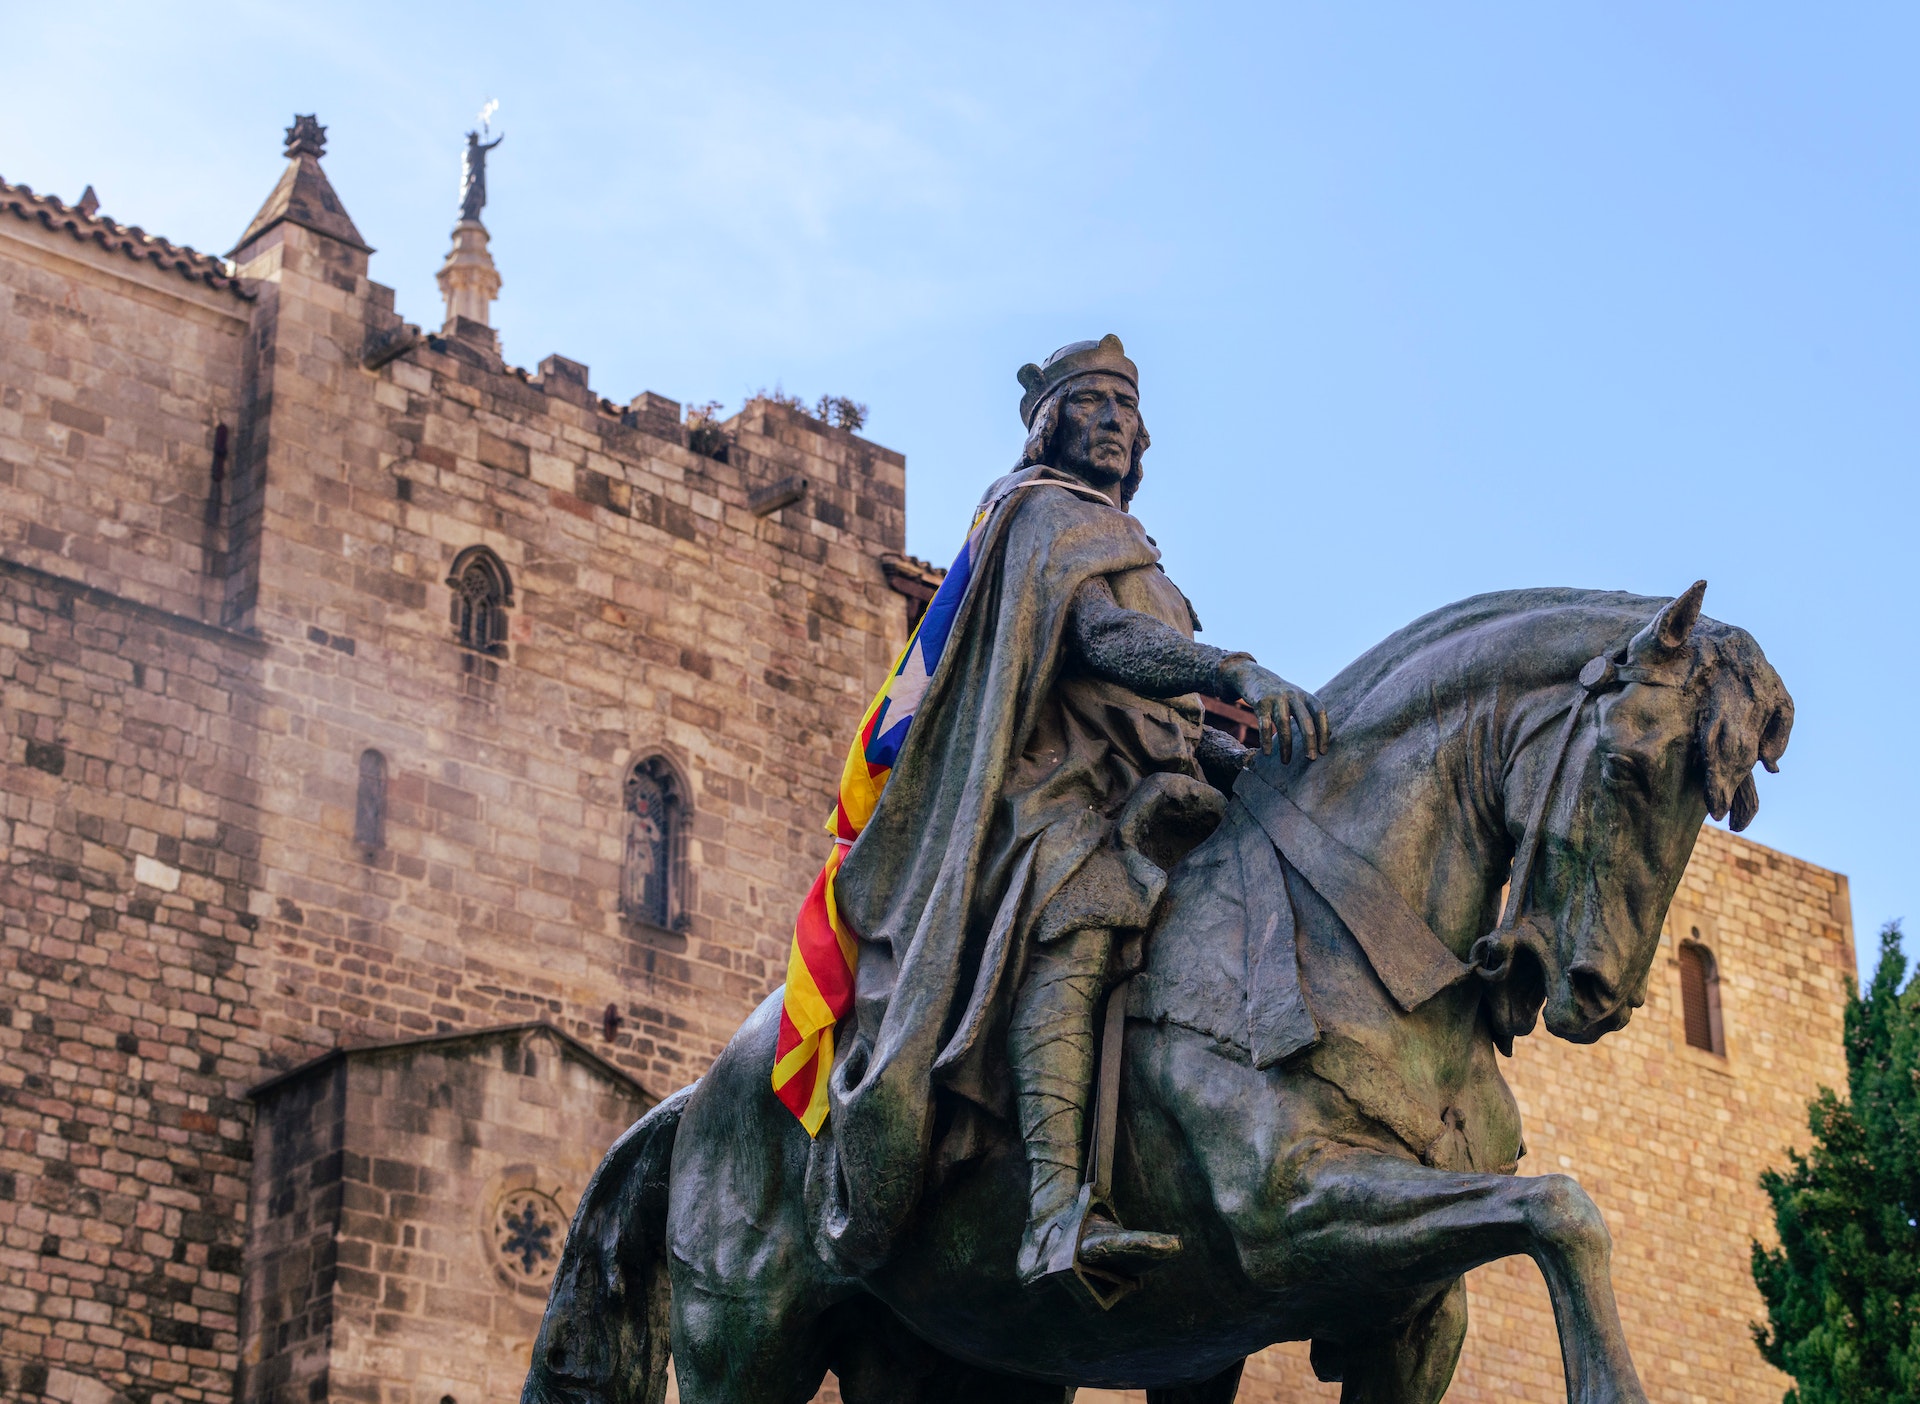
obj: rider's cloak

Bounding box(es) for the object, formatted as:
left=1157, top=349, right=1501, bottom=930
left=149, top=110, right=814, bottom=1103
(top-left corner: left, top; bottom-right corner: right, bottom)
left=812, top=463, right=1203, bottom=1269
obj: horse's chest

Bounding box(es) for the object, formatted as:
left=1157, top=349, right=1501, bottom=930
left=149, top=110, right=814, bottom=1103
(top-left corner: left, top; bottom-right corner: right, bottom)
left=1290, top=868, right=1523, bottom=1174
left=1135, top=809, right=1523, bottom=1174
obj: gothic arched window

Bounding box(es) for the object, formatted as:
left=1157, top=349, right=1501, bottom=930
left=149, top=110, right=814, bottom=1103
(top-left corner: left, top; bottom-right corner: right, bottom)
left=354, top=748, right=387, bottom=851
left=1679, top=931, right=1725, bottom=1055
left=448, top=546, right=512, bottom=656
left=622, top=757, right=687, bottom=930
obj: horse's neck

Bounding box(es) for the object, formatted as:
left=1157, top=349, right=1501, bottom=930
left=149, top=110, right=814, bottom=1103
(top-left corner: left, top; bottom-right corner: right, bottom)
left=1277, top=688, right=1513, bottom=961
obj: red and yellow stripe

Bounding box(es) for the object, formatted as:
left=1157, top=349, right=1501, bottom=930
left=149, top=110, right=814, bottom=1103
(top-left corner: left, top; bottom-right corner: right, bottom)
left=771, top=680, right=896, bottom=1132
left=773, top=496, right=1000, bottom=1133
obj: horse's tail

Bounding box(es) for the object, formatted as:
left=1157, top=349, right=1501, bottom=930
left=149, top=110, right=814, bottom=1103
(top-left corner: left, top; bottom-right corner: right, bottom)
left=521, top=1081, right=694, bottom=1404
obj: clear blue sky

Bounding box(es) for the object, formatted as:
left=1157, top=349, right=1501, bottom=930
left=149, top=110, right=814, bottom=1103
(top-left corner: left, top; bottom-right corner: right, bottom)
left=7, top=4, right=1913, bottom=977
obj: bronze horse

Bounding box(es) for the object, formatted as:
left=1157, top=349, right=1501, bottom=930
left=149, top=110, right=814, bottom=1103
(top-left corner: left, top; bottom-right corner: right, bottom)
left=521, top=584, right=1791, bottom=1404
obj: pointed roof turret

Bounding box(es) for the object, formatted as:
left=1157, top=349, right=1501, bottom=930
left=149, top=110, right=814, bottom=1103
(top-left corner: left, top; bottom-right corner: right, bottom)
left=230, top=115, right=371, bottom=257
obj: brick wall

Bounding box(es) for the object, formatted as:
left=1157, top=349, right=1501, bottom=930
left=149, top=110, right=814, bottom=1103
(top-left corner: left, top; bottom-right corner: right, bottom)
left=224, top=217, right=909, bottom=1096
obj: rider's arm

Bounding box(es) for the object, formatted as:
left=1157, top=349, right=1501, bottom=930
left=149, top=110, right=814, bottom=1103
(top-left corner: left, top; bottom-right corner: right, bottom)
left=1066, top=576, right=1233, bottom=699
left=1068, top=576, right=1331, bottom=762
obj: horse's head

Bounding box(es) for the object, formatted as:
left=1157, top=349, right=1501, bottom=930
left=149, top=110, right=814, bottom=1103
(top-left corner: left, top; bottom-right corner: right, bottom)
left=1484, top=581, right=1793, bottom=1046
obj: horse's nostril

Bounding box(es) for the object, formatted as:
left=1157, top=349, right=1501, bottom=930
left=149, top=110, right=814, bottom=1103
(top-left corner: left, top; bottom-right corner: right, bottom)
left=1569, top=965, right=1619, bottom=1019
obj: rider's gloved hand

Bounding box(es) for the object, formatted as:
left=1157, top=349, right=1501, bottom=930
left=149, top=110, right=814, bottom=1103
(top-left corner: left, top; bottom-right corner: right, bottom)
left=1217, top=653, right=1331, bottom=764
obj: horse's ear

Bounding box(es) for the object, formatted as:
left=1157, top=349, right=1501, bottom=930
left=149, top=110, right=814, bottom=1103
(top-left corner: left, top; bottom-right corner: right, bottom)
left=1626, top=580, right=1707, bottom=662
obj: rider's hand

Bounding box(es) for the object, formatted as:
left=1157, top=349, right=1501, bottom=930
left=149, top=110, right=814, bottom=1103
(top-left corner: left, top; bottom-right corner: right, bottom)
left=1218, top=655, right=1330, bottom=764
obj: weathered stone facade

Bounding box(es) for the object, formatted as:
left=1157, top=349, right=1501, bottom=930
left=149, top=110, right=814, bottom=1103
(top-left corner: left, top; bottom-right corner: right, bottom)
left=1, top=126, right=910, bottom=1404
left=243, top=1024, right=649, bottom=1404
left=0, top=121, right=1855, bottom=1404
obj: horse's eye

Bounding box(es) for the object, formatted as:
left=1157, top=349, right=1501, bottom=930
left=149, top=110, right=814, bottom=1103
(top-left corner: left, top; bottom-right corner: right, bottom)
left=1601, top=752, right=1647, bottom=790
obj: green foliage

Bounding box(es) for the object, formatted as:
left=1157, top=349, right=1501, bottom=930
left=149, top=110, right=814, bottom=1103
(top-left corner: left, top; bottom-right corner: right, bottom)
left=752, top=385, right=809, bottom=415
left=813, top=394, right=868, bottom=431
left=686, top=401, right=730, bottom=459
left=1753, top=922, right=1920, bottom=1402
left=749, top=386, right=870, bottom=431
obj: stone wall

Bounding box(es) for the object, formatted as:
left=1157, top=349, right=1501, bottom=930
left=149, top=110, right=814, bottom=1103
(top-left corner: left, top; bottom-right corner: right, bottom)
left=0, top=191, right=250, bottom=623
left=241, top=1025, right=649, bottom=1404
left=1, top=155, right=913, bottom=1404
left=0, top=561, right=267, bottom=1404
left=225, top=214, right=909, bottom=1099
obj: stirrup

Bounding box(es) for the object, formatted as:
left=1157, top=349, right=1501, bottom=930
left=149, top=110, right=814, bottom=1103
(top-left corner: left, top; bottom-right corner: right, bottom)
left=1030, top=1185, right=1180, bottom=1310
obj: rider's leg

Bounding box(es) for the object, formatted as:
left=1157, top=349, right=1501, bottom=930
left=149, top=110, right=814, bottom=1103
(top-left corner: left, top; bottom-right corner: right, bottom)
left=1010, top=927, right=1108, bottom=1280
left=1010, top=927, right=1180, bottom=1283
left=1289, top=1148, right=1646, bottom=1404
left=1309, top=1278, right=1467, bottom=1404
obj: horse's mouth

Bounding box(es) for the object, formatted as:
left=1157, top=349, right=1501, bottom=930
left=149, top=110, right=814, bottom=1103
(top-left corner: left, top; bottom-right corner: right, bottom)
left=1474, top=923, right=1550, bottom=1055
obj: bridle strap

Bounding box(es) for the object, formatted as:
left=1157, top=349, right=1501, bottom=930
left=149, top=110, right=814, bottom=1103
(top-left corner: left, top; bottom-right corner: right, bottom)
left=1487, top=650, right=1688, bottom=953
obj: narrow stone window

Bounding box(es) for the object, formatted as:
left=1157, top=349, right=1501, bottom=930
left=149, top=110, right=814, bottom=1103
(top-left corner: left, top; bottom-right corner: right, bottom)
left=1678, top=932, right=1724, bottom=1055
left=447, top=546, right=512, bottom=656
left=622, top=757, right=687, bottom=930
left=354, top=748, right=387, bottom=850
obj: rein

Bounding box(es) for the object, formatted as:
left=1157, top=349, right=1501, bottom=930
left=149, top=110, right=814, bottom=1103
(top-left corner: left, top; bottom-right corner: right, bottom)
left=1240, top=644, right=1689, bottom=1008
left=1476, top=649, right=1688, bottom=971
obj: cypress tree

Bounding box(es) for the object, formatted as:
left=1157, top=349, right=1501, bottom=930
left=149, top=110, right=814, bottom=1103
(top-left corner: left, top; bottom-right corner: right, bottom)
left=1753, top=921, right=1920, bottom=1402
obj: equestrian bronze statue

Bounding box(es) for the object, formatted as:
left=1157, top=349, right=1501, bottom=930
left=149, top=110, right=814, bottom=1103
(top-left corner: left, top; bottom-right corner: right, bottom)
left=520, top=338, right=1793, bottom=1404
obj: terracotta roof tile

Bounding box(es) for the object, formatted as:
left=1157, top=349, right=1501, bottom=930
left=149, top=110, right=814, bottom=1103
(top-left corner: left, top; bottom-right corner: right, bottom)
left=0, top=176, right=251, bottom=299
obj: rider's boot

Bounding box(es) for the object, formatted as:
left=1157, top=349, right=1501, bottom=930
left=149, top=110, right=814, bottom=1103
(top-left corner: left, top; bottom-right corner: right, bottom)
left=1010, top=929, right=1181, bottom=1286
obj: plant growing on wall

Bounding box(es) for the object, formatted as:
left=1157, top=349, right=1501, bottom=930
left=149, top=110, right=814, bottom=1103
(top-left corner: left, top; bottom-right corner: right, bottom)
left=749, top=385, right=870, bottom=431
left=686, top=400, right=730, bottom=460
left=1753, top=921, right=1920, bottom=1403
left=813, top=394, right=867, bottom=430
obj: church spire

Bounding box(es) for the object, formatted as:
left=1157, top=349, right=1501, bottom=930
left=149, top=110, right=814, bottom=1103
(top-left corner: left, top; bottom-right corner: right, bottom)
left=230, top=115, right=371, bottom=258
left=436, top=119, right=503, bottom=331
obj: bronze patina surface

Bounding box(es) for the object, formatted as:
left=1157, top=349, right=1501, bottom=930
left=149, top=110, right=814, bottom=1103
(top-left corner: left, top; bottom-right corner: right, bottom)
left=520, top=341, right=1792, bottom=1404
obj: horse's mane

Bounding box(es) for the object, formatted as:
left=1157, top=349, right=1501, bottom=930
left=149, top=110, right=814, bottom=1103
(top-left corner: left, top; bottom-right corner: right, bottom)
left=1302, top=586, right=1794, bottom=832
left=1319, top=588, right=1660, bottom=713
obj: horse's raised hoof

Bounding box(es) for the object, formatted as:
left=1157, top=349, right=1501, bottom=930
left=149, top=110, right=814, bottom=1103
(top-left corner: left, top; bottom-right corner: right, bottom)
left=1078, top=1219, right=1183, bottom=1276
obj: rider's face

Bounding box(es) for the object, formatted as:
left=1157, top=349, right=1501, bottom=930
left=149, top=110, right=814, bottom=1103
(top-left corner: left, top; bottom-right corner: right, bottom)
left=1050, top=375, right=1140, bottom=491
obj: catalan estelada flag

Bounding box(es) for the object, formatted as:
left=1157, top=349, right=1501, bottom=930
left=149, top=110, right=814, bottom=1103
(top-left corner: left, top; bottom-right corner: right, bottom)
left=772, top=502, right=995, bottom=1133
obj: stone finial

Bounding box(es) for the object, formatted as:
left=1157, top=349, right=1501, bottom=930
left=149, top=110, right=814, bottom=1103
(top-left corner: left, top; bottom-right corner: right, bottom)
left=437, top=220, right=502, bottom=331
left=230, top=115, right=370, bottom=259
left=284, top=115, right=327, bottom=160
left=75, top=185, right=99, bottom=218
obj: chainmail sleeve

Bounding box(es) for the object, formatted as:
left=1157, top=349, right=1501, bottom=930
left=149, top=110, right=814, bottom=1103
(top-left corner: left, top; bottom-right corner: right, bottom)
left=1067, top=575, right=1233, bottom=699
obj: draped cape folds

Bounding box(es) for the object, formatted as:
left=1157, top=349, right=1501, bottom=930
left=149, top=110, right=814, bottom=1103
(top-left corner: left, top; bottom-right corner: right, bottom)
left=771, top=470, right=1036, bottom=1130
left=794, top=466, right=1165, bottom=1270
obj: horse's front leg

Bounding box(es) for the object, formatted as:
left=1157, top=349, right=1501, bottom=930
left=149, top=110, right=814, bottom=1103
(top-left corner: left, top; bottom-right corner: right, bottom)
left=1288, top=1148, right=1644, bottom=1404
